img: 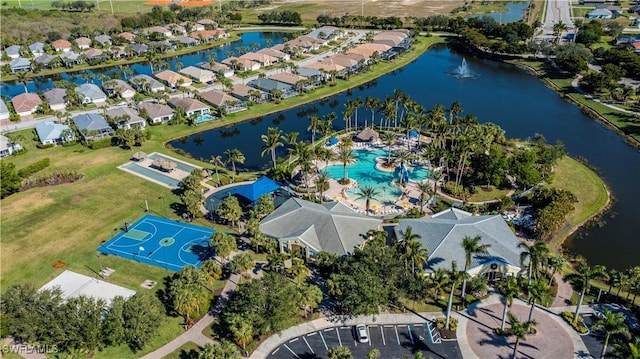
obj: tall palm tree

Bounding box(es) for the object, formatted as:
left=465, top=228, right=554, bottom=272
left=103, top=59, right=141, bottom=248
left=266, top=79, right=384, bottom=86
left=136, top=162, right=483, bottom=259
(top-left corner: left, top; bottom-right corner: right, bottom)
left=518, top=241, right=550, bottom=286
left=553, top=21, right=568, bottom=43
left=397, top=226, right=423, bottom=273
left=336, top=145, right=354, bottom=184
left=611, top=337, right=640, bottom=359
left=287, top=257, right=309, bottom=284
left=564, top=263, right=608, bottom=321
left=261, top=127, right=284, bottom=169
left=507, top=312, right=537, bottom=359
left=526, top=278, right=551, bottom=322
left=428, top=268, right=449, bottom=300
left=592, top=309, right=629, bottom=359
left=224, top=148, right=245, bottom=183
left=282, top=131, right=299, bottom=165
left=546, top=254, right=566, bottom=286
left=498, top=276, right=520, bottom=331
left=460, top=235, right=490, bottom=303
left=316, top=171, right=330, bottom=204
left=308, top=114, right=320, bottom=146
left=381, top=131, right=396, bottom=165
left=416, top=180, right=431, bottom=215
left=355, top=185, right=380, bottom=215
left=15, top=71, right=29, bottom=93
left=209, top=155, right=224, bottom=186
left=365, top=96, right=380, bottom=129
left=445, top=261, right=469, bottom=330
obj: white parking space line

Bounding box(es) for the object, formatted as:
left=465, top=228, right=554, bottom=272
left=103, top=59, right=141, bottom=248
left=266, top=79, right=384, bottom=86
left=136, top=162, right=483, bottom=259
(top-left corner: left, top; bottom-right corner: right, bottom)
left=380, top=326, right=386, bottom=346
left=271, top=348, right=280, bottom=355
left=319, top=330, right=328, bottom=350
left=394, top=325, right=400, bottom=345
left=289, top=338, right=298, bottom=343
left=324, top=328, right=334, bottom=332
left=284, top=344, right=300, bottom=359
left=307, top=332, right=317, bottom=337
left=336, top=327, right=342, bottom=347
left=303, top=336, right=314, bottom=354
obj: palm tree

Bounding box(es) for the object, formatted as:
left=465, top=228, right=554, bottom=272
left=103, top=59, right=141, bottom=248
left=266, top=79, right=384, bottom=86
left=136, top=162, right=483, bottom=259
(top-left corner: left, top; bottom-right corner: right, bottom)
left=282, top=131, right=299, bottom=165
left=365, top=96, right=380, bottom=128
left=460, top=235, right=490, bottom=304
left=518, top=241, right=549, bottom=286
left=381, top=131, right=396, bottom=165
left=327, top=346, right=353, bottom=359
left=416, top=180, right=431, bottom=215
left=445, top=261, right=468, bottom=330
left=592, top=309, right=629, bottom=359
left=355, top=185, right=380, bottom=215
left=287, top=257, right=309, bottom=283
left=209, top=155, right=224, bottom=186
left=564, top=263, right=608, bottom=321
left=308, top=114, right=320, bottom=146
left=611, top=337, right=640, bottom=359
left=397, top=226, right=423, bottom=273
left=507, top=312, right=537, bottom=359
left=366, top=349, right=381, bottom=359
left=428, top=268, right=449, bottom=300
left=316, top=171, right=330, bottom=203
left=336, top=145, right=354, bottom=184
left=526, top=278, right=551, bottom=322
left=15, top=71, right=29, bottom=93
left=261, top=127, right=284, bottom=169
left=497, top=276, right=520, bottom=331
left=546, top=254, right=566, bottom=286
left=224, top=148, right=245, bottom=183
left=266, top=252, right=287, bottom=274
left=553, top=21, right=568, bottom=43
left=200, top=259, right=222, bottom=293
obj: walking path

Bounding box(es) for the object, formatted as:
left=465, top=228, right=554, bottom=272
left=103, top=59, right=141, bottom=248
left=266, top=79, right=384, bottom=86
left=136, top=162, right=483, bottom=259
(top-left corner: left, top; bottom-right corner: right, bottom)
left=552, top=272, right=575, bottom=308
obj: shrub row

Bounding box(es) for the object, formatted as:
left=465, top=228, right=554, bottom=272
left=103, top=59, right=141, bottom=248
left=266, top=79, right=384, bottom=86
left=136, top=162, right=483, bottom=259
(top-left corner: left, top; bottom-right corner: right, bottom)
left=561, top=311, right=589, bottom=334
left=21, top=171, right=83, bottom=191
left=86, top=138, right=113, bottom=149
left=17, top=158, right=50, bottom=178
left=435, top=317, right=458, bottom=331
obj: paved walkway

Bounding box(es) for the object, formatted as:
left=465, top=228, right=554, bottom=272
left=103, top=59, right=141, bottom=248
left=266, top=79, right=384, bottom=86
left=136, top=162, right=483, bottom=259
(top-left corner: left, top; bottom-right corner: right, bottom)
left=552, top=272, right=575, bottom=308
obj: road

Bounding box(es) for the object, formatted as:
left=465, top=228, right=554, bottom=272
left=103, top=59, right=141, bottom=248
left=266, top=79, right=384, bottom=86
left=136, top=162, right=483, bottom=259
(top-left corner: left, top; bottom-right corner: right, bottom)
left=538, top=0, right=575, bottom=43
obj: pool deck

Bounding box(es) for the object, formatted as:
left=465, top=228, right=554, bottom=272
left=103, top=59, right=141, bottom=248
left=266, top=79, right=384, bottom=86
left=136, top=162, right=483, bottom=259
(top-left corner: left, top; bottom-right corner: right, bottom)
left=118, top=152, right=203, bottom=189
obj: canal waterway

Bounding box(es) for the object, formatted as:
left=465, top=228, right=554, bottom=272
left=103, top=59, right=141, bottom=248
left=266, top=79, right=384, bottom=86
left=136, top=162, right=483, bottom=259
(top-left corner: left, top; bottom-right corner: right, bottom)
left=170, top=43, right=640, bottom=270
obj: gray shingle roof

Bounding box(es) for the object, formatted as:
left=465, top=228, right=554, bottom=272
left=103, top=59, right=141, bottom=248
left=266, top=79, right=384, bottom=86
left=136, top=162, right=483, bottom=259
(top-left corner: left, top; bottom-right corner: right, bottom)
left=72, top=113, right=111, bottom=132
left=395, top=208, right=523, bottom=273
left=43, top=88, right=66, bottom=106
left=75, top=83, right=106, bottom=101
left=35, top=121, right=71, bottom=142
left=5, top=45, right=21, bottom=57
left=260, top=198, right=382, bottom=255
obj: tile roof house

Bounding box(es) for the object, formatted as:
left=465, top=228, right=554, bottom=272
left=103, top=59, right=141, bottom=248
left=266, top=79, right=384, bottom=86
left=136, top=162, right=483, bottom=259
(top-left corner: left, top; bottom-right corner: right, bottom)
left=154, top=70, right=192, bottom=88
left=0, top=135, right=23, bottom=157
left=9, top=57, right=31, bottom=73
left=75, top=83, right=107, bottom=104
left=181, top=21, right=205, bottom=32
left=189, top=30, right=220, bottom=42
left=83, top=48, right=104, bottom=61
left=129, top=74, right=165, bottom=93
left=256, top=47, right=290, bottom=62
left=118, top=32, right=136, bottom=43
left=169, top=24, right=188, bottom=35
left=34, top=54, right=59, bottom=68
left=35, top=121, right=74, bottom=145
left=306, top=26, right=343, bottom=40
left=173, top=35, right=199, bottom=47
left=239, top=52, right=277, bottom=67
left=395, top=208, right=524, bottom=278
left=43, top=88, right=67, bottom=111
left=197, top=19, right=218, bottom=27
left=5, top=45, right=21, bottom=59
left=199, top=62, right=234, bottom=77
left=199, top=90, right=247, bottom=113
left=72, top=113, right=114, bottom=141
left=60, top=51, right=82, bottom=66
left=221, top=57, right=261, bottom=71
left=11, top=93, right=42, bottom=116
left=260, top=198, right=383, bottom=256
left=106, top=107, right=147, bottom=130
left=168, top=97, right=210, bottom=117
left=179, top=66, right=215, bottom=83
left=347, top=43, right=392, bottom=59
left=0, top=100, right=11, bottom=121
left=137, top=101, right=175, bottom=124
left=270, top=72, right=308, bottom=86
left=52, top=39, right=72, bottom=52
left=147, top=26, right=172, bottom=37
left=102, top=79, right=136, bottom=100
left=230, top=84, right=268, bottom=103
left=94, top=34, right=112, bottom=47
left=29, top=42, right=46, bottom=57
left=74, top=37, right=92, bottom=49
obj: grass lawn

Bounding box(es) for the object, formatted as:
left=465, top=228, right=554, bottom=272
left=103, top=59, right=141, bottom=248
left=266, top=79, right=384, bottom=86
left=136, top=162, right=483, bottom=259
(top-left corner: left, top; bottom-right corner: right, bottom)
left=546, top=155, right=609, bottom=248
left=467, top=185, right=511, bottom=203
left=161, top=341, right=202, bottom=359
left=2, top=0, right=158, bottom=14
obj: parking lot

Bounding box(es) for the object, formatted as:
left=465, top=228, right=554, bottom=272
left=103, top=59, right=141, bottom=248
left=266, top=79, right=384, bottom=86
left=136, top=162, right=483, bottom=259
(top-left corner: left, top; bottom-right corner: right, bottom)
left=269, top=323, right=462, bottom=359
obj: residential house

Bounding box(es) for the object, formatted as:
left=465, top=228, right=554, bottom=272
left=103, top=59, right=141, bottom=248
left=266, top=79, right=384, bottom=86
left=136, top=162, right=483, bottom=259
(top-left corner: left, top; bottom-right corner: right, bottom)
left=34, top=54, right=59, bottom=69
left=0, top=135, right=23, bottom=157
left=75, top=83, right=107, bottom=105
left=43, top=88, right=67, bottom=111
left=307, top=26, right=342, bottom=41
left=29, top=42, right=45, bottom=57
left=110, top=46, right=127, bottom=59
left=83, top=48, right=104, bottom=62
left=4, top=45, right=21, bottom=59
left=614, top=35, right=640, bottom=45
left=72, top=113, right=114, bottom=141
left=137, top=101, right=175, bottom=124
left=169, top=24, right=187, bottom=36
left=179, top=66, right=215, bottom=84
left=283, top=36, right=326, bottom=54
left=586, top=8, right=613, bottom=19
left=34, top=121, right=73, bottom=145
left=632, top=41, right=640, bottom=54
left=256, top=47, right=290, bottom=62
left=248, top=78, right=297, bottom=98
left=106, top=107, right=147, bottom=130
left=118, top=32, right=136, bottom=43
left=199, top=90, right=247, bottom=113
left=259, top=198, right=382, bottom=257
left=148, top=40, right=176, bottom=53
left=102, top=79, right=136, bottom=100
left=132, top=43, right=149, bottom=56
left=52, top=39, right=72, bottom=53
left=173, top=36, right=199, bottom=47
left=154, top=70, right=192, bottom=88
left=129, top=74, right=165, bottom=93
left=303, top=61, right=346, bottom=79
left=147, top=26, right=172, bottom=38
left=181, top=21, right=204, bottom=32
left=270, top=72, right=311, bottom=90
left=395, top=208, right=524, bottom=280
left=59, top=51, right=82, bottom=66
left=168, top=97, right=210, bottom=117
left=11, top=93, right=42, bottom=117
left=189, top=30, right=220, bottom=42
left=74, top=37, right=92, bottom=49
left=239, top=52, right=277, bottom=67
left=9, top=58, right=31, bottom=73
left=221, top=57, right=261, bottom=71
left=0, top=100, right=10, bottom=121
left=230, top=84, right=269, bottom=103
left=199, top=62, right=234, bottom=77
left=596, top=4, right=622, bottom=17
left=94, top=34, right=112, bottom=47
left=347, top=43, right=392, bottom=59
left=197, top=19, right=218, bottom=28
left=296, top=67, right=324, bottom=83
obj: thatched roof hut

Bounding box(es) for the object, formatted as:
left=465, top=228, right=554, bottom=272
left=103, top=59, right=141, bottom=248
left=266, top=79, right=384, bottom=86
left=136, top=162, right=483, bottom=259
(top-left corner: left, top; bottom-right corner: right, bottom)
left=161, top=161, right=176, bottom=172
left=151, top=158, right=164, bottom=169
left=355, top=127, right=379, bottom=142
left=132, top=151, right=147, bottom=161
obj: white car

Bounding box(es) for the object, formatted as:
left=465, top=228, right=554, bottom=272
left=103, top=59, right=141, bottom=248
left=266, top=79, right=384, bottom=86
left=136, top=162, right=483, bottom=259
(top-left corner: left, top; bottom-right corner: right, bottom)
left=355, top=324, right=369, bottom=343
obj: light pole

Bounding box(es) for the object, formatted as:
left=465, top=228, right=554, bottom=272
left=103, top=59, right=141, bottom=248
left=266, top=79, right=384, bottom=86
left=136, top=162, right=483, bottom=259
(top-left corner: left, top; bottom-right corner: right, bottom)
left=159, top=196, right=166, bottom=217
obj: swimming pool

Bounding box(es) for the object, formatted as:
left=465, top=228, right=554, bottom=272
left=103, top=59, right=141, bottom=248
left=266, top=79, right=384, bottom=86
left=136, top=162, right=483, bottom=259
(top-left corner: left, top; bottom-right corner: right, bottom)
left=195, top=114, right=214, bottom=123
left=121, top=162, right=181, bottom=189
left=324, top=149, right=429, bottom=203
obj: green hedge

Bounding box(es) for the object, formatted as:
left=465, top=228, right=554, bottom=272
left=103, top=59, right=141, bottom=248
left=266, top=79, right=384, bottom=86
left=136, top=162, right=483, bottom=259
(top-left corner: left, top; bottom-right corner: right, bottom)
left=561, top=311, right=589, bottom=334
left=17, top=158, right=50, bottom=178
left=86, top=138, right=113, bottom=149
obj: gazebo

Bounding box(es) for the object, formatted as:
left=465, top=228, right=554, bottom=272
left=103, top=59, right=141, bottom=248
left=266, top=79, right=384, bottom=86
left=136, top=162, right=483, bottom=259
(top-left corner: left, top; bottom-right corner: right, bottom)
left=161, top=161, right=176, bottom=172
left=151, top=158, right=164, bottom=169
left=132, top=151, right=147, bottom=161
left=355, top=127, right=379, bottom=142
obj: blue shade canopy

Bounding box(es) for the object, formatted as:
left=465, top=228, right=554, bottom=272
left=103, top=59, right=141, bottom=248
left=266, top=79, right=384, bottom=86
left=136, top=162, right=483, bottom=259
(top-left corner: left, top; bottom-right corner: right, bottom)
left=231, top=176, right=282, bottom=203
left=408, top=130, right=419, bottom=138
left=327, top=137, right=339, bottom=145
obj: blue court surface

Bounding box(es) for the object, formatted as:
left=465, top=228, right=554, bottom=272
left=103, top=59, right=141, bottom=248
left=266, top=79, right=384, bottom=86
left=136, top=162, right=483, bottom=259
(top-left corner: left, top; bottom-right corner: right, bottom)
left=98, top=215, right=215, bottom=271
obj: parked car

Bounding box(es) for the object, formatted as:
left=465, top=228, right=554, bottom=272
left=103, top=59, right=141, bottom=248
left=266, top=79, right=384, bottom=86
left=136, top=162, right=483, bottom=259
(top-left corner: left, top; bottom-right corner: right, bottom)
left=355, top=324, right=368, bottom=343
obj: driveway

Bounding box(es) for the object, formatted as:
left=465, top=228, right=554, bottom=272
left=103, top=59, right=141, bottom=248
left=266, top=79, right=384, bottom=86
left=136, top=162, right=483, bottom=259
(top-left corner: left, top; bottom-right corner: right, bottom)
left=269, top=323, right=462, bottom=359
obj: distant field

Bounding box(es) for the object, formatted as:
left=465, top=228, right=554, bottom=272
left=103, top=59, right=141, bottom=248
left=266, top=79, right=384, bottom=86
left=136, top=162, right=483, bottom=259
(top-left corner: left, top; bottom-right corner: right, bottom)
left=2, top=0, right=160, bottom=14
